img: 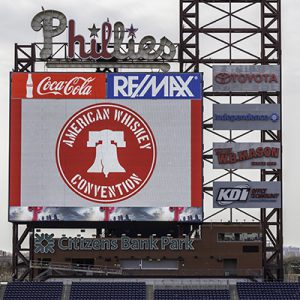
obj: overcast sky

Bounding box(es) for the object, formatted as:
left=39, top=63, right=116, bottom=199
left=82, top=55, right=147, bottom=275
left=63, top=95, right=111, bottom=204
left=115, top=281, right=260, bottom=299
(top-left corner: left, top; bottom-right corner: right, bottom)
left=0, top=0, right=299, bottom=252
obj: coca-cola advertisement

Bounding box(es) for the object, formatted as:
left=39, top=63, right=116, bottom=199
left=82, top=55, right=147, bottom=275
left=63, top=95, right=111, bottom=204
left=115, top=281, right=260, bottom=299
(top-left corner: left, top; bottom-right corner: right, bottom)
left=11, top=73, right=106, bottom=99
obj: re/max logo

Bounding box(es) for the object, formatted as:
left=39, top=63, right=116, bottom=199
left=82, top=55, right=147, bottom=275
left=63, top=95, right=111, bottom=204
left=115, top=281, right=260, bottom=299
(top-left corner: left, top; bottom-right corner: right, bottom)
left=107, top=74, right=202, bottom=99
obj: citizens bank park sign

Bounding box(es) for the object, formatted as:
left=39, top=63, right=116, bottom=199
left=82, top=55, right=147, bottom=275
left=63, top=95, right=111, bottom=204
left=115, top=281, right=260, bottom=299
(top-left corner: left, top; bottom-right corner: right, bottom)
left=9, top=72, right=203, bottom=223
left=34, top=234, right=195, bottom=254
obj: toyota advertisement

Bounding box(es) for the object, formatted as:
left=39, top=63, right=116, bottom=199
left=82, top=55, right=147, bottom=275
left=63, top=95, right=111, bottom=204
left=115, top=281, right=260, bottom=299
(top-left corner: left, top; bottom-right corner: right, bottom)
left=9, top=72, right=203, bottom=222
left=213, top=65, right=280, bottom=92
left=213, top=143, right=281, bottom=169
left=213, top=104, right=280, bottom=130
left=213, top=181, right=281, bottom=208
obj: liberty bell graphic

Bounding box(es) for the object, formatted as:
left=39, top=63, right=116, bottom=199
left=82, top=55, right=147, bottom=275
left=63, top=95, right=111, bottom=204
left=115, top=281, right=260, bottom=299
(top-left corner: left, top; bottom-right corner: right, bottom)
left=87, top=130, right=126, bottom=177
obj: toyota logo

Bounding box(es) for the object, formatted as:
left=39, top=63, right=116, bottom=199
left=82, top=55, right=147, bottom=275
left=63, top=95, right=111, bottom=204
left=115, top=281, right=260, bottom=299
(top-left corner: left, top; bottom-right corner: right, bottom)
left=215, top=73, right=231, bottom=84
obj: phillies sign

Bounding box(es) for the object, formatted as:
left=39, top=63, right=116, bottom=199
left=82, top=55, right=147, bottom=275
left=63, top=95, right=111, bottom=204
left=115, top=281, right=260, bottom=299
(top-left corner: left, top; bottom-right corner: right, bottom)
left=31, top=10, right=176, bottom=63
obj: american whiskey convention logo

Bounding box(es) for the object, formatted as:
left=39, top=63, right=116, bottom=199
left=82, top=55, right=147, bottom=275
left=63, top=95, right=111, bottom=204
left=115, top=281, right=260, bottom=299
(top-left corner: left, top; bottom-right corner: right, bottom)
left=56, top=103, right=156, bottom=203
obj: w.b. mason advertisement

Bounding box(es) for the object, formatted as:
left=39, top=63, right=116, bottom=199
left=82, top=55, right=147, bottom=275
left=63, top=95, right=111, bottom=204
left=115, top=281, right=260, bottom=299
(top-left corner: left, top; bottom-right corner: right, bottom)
left=9, top=72, right=203, bottom=222
left=213, top=143, right=281, bottom=169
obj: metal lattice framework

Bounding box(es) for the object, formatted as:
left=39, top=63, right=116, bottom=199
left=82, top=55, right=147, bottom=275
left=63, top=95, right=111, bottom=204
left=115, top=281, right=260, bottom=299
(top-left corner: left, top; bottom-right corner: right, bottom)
left=12, top=224, right=34, bottom=281
left=179, top=0, right=282, bottom=281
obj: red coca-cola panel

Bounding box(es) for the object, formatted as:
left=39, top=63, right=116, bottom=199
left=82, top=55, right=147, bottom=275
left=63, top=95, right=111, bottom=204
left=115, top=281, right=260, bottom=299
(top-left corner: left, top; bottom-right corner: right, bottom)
left=11, top=73, right=106, bottom=99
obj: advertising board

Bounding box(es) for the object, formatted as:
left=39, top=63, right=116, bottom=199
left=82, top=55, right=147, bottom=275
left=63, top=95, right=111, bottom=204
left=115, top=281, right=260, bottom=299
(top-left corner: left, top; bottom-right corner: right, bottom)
left=213, top=181, right=281, bottom=208
left=106, top=73, right=202, bottom=99
left=213, top=65, right=280, bottom=92
left=213, top=104, right=280, bottom=130
left=9, top=72, right=203, bottom=222
left=213, top=143, right=281, bottom=169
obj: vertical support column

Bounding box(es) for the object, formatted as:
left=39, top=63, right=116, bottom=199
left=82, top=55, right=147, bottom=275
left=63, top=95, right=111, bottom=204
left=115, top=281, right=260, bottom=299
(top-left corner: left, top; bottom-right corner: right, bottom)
left=260, top=0, right=283, bottom=281
left=29, top=226, right=34, bottom=281
left=13, top=42, right=36, bottom=281
left=12, top=223, right=18, bottom=281
left=12, top=224, right=33, bottom=281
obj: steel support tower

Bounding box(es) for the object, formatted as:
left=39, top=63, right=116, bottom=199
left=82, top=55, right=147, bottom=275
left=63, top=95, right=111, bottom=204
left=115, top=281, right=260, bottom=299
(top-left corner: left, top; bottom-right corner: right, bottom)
left=179, top=0, right=282, bottom=281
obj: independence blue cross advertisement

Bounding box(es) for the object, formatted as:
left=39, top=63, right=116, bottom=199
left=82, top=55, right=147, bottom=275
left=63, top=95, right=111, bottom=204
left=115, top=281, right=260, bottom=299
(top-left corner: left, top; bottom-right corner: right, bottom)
left=107, top=73, right=203, bottom=99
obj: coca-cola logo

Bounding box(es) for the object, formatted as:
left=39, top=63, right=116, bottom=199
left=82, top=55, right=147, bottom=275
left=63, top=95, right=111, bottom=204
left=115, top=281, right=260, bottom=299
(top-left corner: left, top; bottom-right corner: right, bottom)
left=37, top=76, right=95, bottom=96
left=215, top=73, right=278, bottom=85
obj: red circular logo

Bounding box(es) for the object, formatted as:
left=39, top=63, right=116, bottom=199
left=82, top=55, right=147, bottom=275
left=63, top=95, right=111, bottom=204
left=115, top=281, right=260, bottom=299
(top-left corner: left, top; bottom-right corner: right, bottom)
left=56, top=103, right=156, bottom=203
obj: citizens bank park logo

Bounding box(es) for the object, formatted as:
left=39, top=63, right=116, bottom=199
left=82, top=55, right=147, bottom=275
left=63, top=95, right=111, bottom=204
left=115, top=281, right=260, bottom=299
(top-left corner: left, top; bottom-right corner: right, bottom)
left=56, top=103, right=156, bottom=203
left=34, top=233, right=55, bottom=254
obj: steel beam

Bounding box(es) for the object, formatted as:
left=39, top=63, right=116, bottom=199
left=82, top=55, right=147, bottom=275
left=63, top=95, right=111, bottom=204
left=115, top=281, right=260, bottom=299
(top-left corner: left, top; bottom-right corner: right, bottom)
left=12, top=224, right=33, bottom=281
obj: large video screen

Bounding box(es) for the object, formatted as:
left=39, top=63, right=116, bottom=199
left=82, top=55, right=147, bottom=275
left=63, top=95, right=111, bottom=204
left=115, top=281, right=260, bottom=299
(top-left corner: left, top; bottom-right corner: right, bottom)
left=9, top=72, right=203, bottom=222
